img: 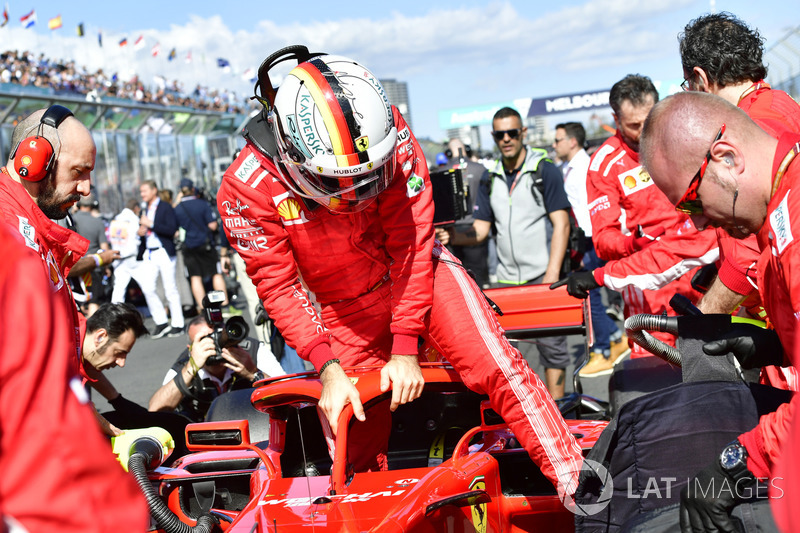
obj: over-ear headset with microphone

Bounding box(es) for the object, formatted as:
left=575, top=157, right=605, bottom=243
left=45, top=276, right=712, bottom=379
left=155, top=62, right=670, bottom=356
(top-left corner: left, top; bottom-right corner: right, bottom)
left=11, top=104, right=74, bottom=182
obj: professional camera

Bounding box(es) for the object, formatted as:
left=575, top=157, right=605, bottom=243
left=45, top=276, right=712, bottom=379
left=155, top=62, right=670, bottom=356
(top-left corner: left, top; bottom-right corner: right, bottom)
left=430, top=166, right=469, bottom=226
left=202, top=291, right=249, bottom=365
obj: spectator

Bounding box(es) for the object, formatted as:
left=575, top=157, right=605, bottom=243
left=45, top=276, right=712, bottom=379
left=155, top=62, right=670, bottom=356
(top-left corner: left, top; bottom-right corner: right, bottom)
left=108, top=198, right=173, bottom=328
left=553, top=121, right=629, bottom=376
left=0, top=50, right=253, bottom=114
left=149, top=315, right=286, bottom=422
left=553, top=76, right=718, bottom=357
left=138, top=179, right=184, bottom=338
left=217, top=52, right=582, bottom=496
left=71, top=192, right=110, bottom=316
left=445, top=138, right=491, bottom=289
left=173, top=177, right=230, bottom=315
left=0, top=216, right=148, bottom=532
left=444, top=106, right=572, bottom=399
left=640, top=90, right=798, bottom=533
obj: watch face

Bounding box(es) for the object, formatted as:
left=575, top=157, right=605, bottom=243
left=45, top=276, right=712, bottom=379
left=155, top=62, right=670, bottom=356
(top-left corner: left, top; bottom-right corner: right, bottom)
left=720, top=444, right=745, bottom=469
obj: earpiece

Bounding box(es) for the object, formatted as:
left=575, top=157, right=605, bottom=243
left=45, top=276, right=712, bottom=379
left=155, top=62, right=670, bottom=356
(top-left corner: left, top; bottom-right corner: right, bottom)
left=724, top=155, right=734, bottom=166
left=11, top=105, right=73, bottom=182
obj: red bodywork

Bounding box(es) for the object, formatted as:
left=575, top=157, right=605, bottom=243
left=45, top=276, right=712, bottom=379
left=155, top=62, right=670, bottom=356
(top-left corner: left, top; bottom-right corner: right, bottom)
left=150, top=366, right=605, bottom=532
left=148, top=286, right=605, bottom=531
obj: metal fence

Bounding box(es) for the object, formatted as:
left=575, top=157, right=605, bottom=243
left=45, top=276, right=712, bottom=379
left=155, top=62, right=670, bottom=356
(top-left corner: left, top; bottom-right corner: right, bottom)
left=0, top=86, right=249, bottom=217
left=766, top=25, right=800, bottom=101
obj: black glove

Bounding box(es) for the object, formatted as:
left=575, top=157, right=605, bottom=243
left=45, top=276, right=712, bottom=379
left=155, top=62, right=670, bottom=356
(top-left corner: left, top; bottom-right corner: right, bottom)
left=549, top=271, right=600, bottom=299
left=109, top=394, right=148, bottom=415
left=703, top=323, right=784, bottom=369
left=680, top=458, right=754, bottom=533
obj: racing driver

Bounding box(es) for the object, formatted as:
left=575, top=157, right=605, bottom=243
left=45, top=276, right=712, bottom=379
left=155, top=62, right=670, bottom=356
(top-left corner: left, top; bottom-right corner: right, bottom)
left=216, top=48, right=584, bottom=498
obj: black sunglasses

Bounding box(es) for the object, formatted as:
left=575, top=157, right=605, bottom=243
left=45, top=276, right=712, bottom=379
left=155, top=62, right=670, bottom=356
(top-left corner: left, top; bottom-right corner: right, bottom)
left=492, top=128, right=521, bottom=141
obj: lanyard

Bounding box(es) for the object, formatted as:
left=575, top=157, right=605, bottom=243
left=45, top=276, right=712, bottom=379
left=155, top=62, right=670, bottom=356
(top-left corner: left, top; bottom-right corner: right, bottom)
left=771, top=142, right=800, bottom=198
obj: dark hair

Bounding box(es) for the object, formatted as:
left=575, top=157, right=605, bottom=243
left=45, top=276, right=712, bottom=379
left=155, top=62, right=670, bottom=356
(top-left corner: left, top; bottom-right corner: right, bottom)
left=609, top=75, right=659, bottom=115
left=493, top=106, right=522, bottom=123
left=555, top=122, right=586, bottom=148
left=679, top=12, right=767, bottom=87
left=86, top=303, right=147, bottom=340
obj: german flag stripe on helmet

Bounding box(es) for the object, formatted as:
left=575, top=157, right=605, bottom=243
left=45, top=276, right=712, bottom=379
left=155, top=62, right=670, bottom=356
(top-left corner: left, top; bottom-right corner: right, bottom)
left=292, top=60, right=368, bottom=168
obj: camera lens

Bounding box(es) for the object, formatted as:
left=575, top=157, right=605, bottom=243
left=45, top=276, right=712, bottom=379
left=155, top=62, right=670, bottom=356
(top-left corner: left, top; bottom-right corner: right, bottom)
left=224, top=316, right=249, bottom=344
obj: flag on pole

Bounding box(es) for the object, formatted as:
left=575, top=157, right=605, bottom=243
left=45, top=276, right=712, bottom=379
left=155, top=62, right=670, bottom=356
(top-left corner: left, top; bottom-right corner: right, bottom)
left=217, top=58, right=231, bottom=72
left=168, top=48, right=176, bottom=61
left=133, top=35, right=145, bottom=50
left=20, top=9, right=36, bottom=28
left=48, top=15, right=62, bottom=30
left=151, top=42, right=160, bottom=57
left=119, top=37, right=128, bottom=47
left=77, top=23, right=85, bottom=37
left=185, top=50, right=192, bottom=63
left=1, top=4, right=9, bottom=28
left=98, top=30, right=103, bottom=47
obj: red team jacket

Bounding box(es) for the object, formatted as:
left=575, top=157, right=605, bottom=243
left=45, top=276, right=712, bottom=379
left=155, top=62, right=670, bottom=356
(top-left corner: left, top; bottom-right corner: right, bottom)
left=737, top=133, right=800, bottom=482
left=217, top=109, right=433, bottom=370
left=586, top=131, right=717, bottom=334
left=0, top=206, right=147, bottom=531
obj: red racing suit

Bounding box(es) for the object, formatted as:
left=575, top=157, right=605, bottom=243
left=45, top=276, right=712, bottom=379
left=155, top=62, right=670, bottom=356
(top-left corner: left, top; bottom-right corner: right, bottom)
left=736, top=133, right=800, bottom=481
left=586, top=132, right=718, bottom=354
left=0, top=168, right=89, bottom=378
left=217, top=108, right=584, bottom=493
left=0, top=213, right=148, bottom=531
left=720, top=82, right=800, bottom=391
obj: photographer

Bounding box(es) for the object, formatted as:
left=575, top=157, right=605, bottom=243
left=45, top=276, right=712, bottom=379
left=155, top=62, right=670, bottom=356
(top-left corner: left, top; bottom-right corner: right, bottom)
left=148, top=314, right=286, bottom=422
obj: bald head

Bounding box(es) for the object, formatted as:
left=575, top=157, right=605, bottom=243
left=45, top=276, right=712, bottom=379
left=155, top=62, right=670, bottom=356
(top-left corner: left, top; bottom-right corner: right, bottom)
left=8, top=107, right=95, bottom=218
left=641, top=91, right=777, bottom=236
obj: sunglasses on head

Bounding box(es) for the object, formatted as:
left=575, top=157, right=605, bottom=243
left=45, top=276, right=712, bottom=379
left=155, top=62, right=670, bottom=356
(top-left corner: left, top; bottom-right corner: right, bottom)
left=492, top=128, right=521, bottom=142
left=675, top=124, right=726, bottom=215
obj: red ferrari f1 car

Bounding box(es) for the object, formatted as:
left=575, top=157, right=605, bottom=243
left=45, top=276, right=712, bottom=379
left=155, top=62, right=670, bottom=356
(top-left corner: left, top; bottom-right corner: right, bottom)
left=123, top=285, right=785, bottom=532
left=138, top=363, right=606, bottom=532
left=122, top=285, right=610, bottom=532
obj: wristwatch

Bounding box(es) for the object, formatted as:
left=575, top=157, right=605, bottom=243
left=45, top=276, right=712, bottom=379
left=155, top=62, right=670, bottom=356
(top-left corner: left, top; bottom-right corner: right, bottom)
left=719, top=440, right=752, bottom=482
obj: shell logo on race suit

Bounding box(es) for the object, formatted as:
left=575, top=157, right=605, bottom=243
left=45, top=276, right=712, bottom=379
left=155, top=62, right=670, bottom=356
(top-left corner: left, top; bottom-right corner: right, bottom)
left=618, top=166, right=654, bottom=196
left=770, top=190, right=794, bottom=255
left=274, top=191, right=310, bottom=226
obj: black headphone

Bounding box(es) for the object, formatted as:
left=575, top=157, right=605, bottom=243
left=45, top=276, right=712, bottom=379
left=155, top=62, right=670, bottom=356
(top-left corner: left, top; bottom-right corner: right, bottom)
left=253, top=45, right=325, bottom=111
left=11, top=105, right=74, bottom=182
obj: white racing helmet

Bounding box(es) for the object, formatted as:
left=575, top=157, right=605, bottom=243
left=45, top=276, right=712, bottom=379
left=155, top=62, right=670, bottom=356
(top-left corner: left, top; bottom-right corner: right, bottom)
left=268, top=55, right=397, bottom=213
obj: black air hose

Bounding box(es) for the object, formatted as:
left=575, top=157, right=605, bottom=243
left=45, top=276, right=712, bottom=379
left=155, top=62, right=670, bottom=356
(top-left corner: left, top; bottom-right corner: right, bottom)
left=624, top=314, right=682, bottom=366
left=128, top=452, right=218, bottom=533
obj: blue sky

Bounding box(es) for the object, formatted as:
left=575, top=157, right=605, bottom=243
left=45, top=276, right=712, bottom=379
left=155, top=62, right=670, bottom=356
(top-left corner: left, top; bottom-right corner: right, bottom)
left=2, top=1, right=797, bottom=145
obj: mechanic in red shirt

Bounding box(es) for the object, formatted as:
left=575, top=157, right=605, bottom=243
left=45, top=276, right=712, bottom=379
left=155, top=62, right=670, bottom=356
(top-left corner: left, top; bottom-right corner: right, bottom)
left=679, top=12, right=800, bottom=393
left=217, top=49, right=584, bottom=497
left=641, top=91, right=799, bottom=532
left=553, top=75, right=719, bottom=356
left=0, top=210, right=148, bottom=531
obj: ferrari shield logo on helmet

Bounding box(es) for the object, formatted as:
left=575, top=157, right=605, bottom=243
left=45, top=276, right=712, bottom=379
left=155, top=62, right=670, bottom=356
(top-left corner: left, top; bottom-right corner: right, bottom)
left=367, top=162, right=373, bottom=170
left=356, top=136, right=369, bottom=152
